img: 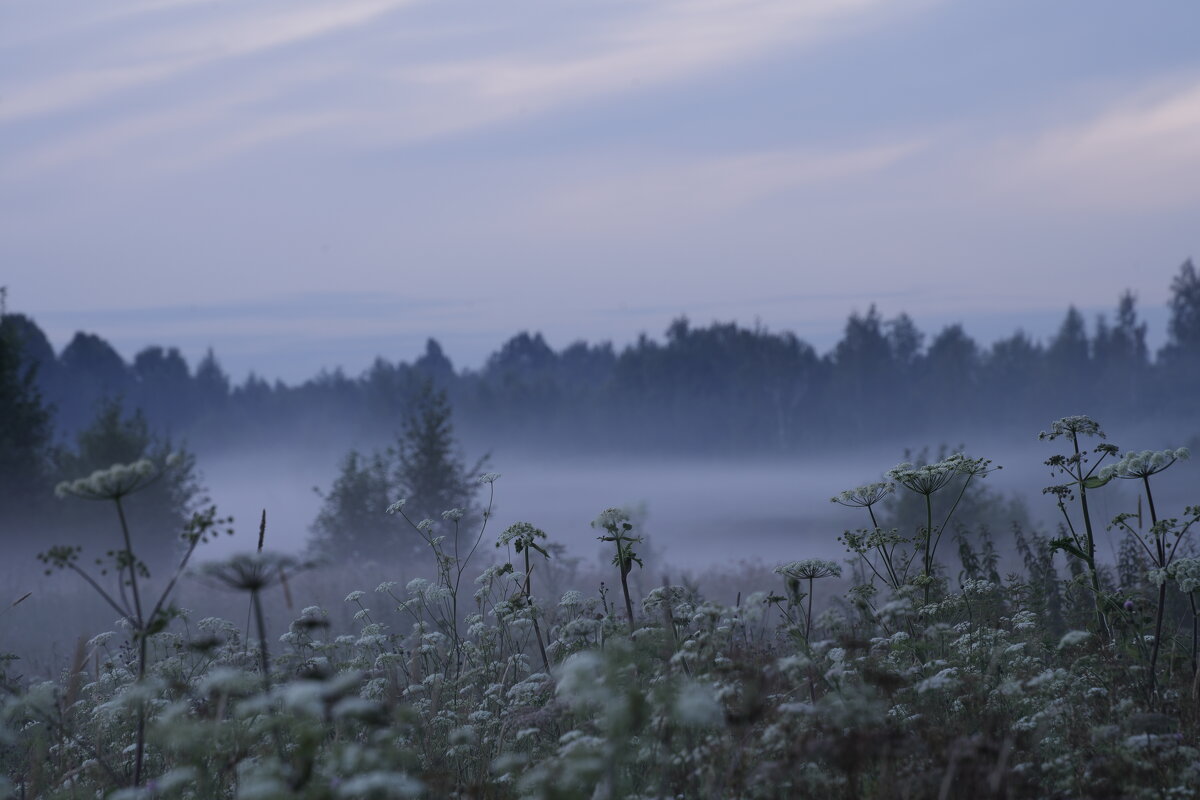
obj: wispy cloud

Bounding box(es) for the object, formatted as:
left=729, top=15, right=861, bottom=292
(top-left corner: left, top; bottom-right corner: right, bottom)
left=0, top=0, right=414, bottom=124
left=0, top=0, right=930, bottom=174
left=510, top=139, right=926, bottom=237
left=982, top=77, right=1200, bottom=212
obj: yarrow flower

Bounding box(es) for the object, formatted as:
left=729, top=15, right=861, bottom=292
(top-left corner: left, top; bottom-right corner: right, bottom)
left=831, top=482, right=894, bottom=508
left=774, top=559, right=842, bottom=581
left=1097, top=448, right=1189, bottom=482
left=55, top=459, right=158, bottom=501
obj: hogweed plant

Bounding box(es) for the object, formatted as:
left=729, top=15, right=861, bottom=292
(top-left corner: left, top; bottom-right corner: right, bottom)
left=1040, top=415, right=1119, bottom=632
left=887, top=453, right=997, bottom=604
left=836, top=456, right=995, bottom=605
left=592, top=507, right=644, bottom=632
left=1100, top=448, right=1193, bottom=697
left=40, top=458, right=232, bottom=788
left=1169, top=557, right=1200, bottom=688
left=496, top=521, right=552, bottom=671
left=834, top=482, right=909, bottom=592
left=772, top=559, right=842, bottom=642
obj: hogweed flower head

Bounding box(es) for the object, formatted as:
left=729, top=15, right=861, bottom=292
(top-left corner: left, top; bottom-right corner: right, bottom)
left=831, top=481, right=894, bottom=508
left=497, top=521, right=549, bottom=558
left=887, top=453, right=991, bottom=496
left=385, top=499, right=407, bottom=515
left=477, top=472, right=501, bottom=484
left=1039, top=415, right=1105, bottom=441
left=1170, top=558, right=1200, bottom=594
left=775, top=559, right=842, bottom=581
left=1097, top=448, right=1189, bottom=482
left=55, top=459, right=158, bottom=501
left=592, top=507, right=632, bottom=534
left=198, top=552, right=301, bottom=593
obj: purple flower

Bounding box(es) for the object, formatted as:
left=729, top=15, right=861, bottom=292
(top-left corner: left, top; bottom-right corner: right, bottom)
left=1124, top=599, right=1135, bottom=612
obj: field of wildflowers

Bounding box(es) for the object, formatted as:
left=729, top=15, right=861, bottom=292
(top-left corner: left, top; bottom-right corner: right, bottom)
left=4, top=415, right=1200, bottom=798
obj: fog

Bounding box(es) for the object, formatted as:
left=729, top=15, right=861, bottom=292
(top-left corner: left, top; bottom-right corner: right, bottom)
left=196, top=433, right=1198, bottom=574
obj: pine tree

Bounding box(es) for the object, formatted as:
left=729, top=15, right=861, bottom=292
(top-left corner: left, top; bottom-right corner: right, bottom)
left=394, top=381, right=487, bottom=525
left=0, top=316, right=53, bottom=521
left=1160, top=259, right=1200, bottom=369
left=309, top=380, right=487, bottom=565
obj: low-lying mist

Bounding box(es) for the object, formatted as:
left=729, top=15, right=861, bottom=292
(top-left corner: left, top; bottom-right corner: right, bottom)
left=194, top=432, right=1196, bottom=572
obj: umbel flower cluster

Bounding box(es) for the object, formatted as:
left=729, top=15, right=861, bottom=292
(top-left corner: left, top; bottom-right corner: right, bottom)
left=54, top=459, right=159, bottom=500
left=6, top=420, right=1200, bottom=799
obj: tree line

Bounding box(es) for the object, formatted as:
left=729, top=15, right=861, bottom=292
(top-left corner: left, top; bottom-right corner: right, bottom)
left=4, top=261, right=1200, bottom=467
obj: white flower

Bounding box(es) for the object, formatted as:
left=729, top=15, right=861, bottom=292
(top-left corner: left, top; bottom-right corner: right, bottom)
left=1039, top=416, right=1103, bottom=440
left=416, top=519, right=434, bottom=533
left=673, top=681, right=723, bottom=727
left=344, top=591, right=366, bottom=603
left=55, top=459, right=159, bottom=501
left=887, top=454, right=991, bottom=496
left=498, top=521, right=547, bottom=547
left=477, top=472, right=501, bottom=484
left=916, top=667, right=959, bottom=693
left=441, top=508, right=465, bottom=522
left=1098, top=448, right=1189, bottom=482
left=555, top=651, right=609, bottom=708
left=385, top=499, right=407, bottom=515
left=559, top=590, right=584, bottom=608
left=86, top=631, right=116, bottom=649
left=1056, top=630, right=1092, bottom=650
left=831, top=481, right=894, bottom=508
left=1170, top=558, right=1200, bottom=594
left=774, top=559, right=842, bottom=580
left=591, top=507, right=630, bottom=532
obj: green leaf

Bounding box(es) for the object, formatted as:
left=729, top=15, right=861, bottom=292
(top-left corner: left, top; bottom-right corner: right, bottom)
left=1082, top=474, right=1113, bottom=490
left=1049, top=536, right=1087, bottom=561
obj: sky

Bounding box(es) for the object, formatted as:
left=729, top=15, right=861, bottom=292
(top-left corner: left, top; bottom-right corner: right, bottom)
left=3, top=0, right=1199, bottom=383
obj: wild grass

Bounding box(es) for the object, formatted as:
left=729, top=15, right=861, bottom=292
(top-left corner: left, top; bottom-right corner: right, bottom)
left=3, top=415, right=1200, bottom=799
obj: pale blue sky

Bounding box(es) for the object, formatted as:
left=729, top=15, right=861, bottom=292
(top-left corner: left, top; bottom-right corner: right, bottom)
left=3, top=0, right=1198, bottom=381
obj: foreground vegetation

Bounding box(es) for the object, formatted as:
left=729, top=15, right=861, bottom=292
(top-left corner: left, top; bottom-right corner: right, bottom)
left=4, top=416, right=1200, bottom=798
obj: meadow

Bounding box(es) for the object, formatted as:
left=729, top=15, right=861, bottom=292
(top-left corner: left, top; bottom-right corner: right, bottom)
left=3, top=415, right=1200, bottom=799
